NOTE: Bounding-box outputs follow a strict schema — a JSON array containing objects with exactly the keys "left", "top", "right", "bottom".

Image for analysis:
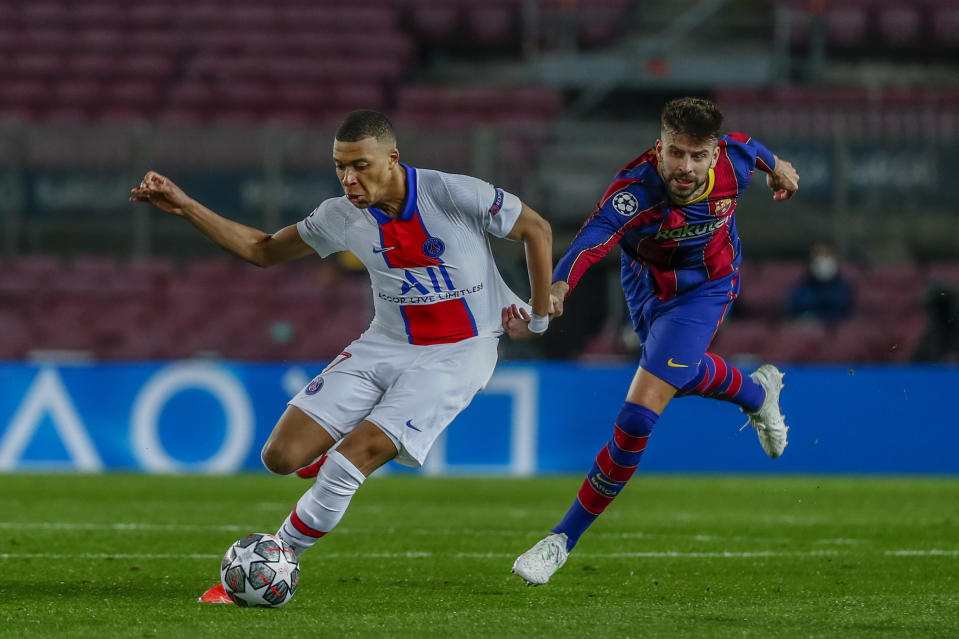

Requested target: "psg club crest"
[
  {"left": 305, "top": 376, "right": 324, "bottom": 395},
  {"left": 422, "top": 237, "right": 445, "bottom": 258},
  {"left": 611, "top": 191, "right": 639, "bottom": 216}
]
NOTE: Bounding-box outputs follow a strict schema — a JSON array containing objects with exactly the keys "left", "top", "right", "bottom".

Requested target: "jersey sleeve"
[
  {"left": 725, "top": 132, "right": 776, "bottom": 174},
  {"left": 295, "top": 199, "right": 348, "bottom": 258},
  {"left": 553, "top": 182, "right": 655, "bottom": 294},
  {"left": 440, "top": 173, "right": 523, "bottom": 238}
]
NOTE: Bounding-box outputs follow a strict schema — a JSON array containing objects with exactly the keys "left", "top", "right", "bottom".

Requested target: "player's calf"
[{"left": 276, "top": 451, "right": 366, "bottom": 556}]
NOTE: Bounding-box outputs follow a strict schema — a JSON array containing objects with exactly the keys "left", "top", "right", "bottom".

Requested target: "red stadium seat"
[
  {"left": 825, "top": 6, "right": 869, "bottom": 49},
  {"left": 467, "top": 6, "right": 516, "bottom": 44},
  {"left": 854, "top": 265, "right": 922, "bottom": 321},
  {"left": 108, "top": 82, "right": 160, "bottom": 111},
  {"left": 21, "top": 2, "right": 69, "bottom": 25},
  {"left": 72, "top": 3, "right": 129, "bottom": 27},
  {"left": 411, "top": 5, "right": 460, "bottom": 40},
  {"left": 931, "top": 6, "right": 959, "bottom": 48},
  {"left": 825, "top": 317, "right": 893, "bottom": 363},
  {"left": 712, "top": 318, "right": 775, "bottom": 358},
  {"left": 169, "top": 81, "right": 217, "bottom": 109},
  {"left": 0, "top": 313, "right": 34, "bottom": 359},
  {"left": 739, "top": 261, "right": 804, "bottom": 318},
  {"left": 875, "top": 6, "right": 921, "bottom": 49},
  {"left": 579, "top": 319, "right": 630, "bottom": 360},
  {"left": 77, "top": 28, "right": 127, "bottom": 53},
  {"left": 762, "top": 320, "right": 829, "bottom": 364},
  {"left": 13, "top": 53, "right": 61, "bottom": 79},
  {"left": 118, "top": 54, "right": 176, "bottom": 79},
  {"left": 0, "top": 81, "right": 51, "bottom": 108},
  {"left": 926, "top": 262, "right": 959, "bottom": 289},
  {"left": 68, "top": 54, "right": 119, "bottom": 79},
  {"left": 55, "top": 81, "right": 104, "bottom": 108}
]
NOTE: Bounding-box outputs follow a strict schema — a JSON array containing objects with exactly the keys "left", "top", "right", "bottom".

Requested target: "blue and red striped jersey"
[{"left": 553, "top": 133, "right": 776, "bottom": 300}]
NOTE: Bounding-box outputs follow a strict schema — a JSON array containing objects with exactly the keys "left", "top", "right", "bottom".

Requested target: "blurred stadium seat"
[
  {"left": 1, "top": 0, "right": 957, "bottom": 367},
  {"left": 875, "top": 6, "right": 921, "bottom": 49},
  {"left": 825, "top": 5, "right": 869, "bottom": 50},
  {"left": 0, "top": 256, "right": 373, "bottom": 361}
]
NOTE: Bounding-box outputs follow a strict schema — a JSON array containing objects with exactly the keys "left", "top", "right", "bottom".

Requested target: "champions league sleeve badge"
[{"left": 611, "top": 191, "right": 639, "bottom": 216}]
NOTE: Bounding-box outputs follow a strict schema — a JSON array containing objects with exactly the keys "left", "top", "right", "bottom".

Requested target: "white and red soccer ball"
[{"left": 220, "top": 533, "right": 299, "bottom": 607}]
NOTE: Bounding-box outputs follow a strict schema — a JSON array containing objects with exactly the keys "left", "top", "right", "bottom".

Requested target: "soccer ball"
[{"left": 220, "top": 533, "right": 300, "bottom": 608}]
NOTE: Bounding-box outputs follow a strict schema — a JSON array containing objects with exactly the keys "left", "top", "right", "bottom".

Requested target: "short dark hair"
[
  {"left": 335, "top": 110, "right": 396, "bottom": 144},
  {"left": 660, "top": 97, "right": 723, "bottom": 142}
]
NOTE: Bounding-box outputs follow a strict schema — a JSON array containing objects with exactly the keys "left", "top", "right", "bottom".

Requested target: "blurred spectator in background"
[
  {"left": 787, "top": 242, "right": 854, "bottom": 322},
  {"left": 912, "top": 283, "right": 959, "bottom": 363}
]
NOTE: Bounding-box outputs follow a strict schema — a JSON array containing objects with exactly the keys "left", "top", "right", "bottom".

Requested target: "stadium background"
[{"left": 1, "top": 0, "right": 957, "bottom": 474}]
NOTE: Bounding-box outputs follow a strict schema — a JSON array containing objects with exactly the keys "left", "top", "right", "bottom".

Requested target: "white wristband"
[{"left": 527, "top": 313, "right": 549, "bottom": 334}]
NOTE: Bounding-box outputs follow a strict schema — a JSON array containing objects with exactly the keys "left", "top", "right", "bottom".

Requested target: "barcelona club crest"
[
  {"left": 305, "top": 376, "right": 324, "bottom": 395},
  {"left": 714, "top": 198, "right": 734, "bottom": 217},
  {"left": 422, "top": 237, "right": 446, "bottom": 258}
]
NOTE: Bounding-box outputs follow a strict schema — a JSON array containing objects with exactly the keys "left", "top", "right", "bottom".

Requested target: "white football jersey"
[{"left": 296, "top": 165, "right": 528, "bottom": 345}]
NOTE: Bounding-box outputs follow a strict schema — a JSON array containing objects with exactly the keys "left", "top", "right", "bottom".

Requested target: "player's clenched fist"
[
  {"left": 129, "top": 171, "right": 193, "bottom": 216},
  {"left": 767, "top": 157, "right": 799, "bottom": 201}
]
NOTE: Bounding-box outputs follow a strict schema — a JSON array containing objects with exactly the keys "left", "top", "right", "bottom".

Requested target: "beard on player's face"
[
  {"left": 666, "top": 171, "right": 707, "bottom": 199},
  {"left": 657, "top": 131, "right": 716, "bottom": 202}
]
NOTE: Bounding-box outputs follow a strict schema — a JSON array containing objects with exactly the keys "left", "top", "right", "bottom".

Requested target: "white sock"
[{"left": 276, "top": 451, "right": 365, "bottom": 556}]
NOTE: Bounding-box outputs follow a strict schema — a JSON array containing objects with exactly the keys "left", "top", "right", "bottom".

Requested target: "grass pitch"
[{"left": 1, "top": 474, "right": 957, "bottom": 639}]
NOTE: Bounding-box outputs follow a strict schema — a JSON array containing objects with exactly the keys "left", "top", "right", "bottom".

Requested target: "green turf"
[{"left": 1, "top": 474, "right": 957, "bottom": 638}]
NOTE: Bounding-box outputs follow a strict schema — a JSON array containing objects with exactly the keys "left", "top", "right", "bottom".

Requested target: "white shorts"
[{"left": 288, "top": 331, "right": 499, "bottom": 467}]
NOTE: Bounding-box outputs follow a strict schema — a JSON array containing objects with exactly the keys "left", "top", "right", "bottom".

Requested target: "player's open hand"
[
  {"left": 502, "top": 304, "right": 539, "bottom": 340},
  {"left": 129, "top": 171, "right": 192, "bottom": 216},
  {"left": 767, "top": 158, "right": 799, "bottom": 201}
]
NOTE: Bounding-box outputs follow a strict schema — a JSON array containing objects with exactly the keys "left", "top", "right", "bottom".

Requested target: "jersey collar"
[
  {"left": 682, "top": 168, "right": 716, "bottom": 205},
  {"left": 368, "top": 164, "right": 417, "bottom": 225}
]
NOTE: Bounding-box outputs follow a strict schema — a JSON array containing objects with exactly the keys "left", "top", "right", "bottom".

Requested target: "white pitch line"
[
  {"left": 0, "top": 522, "right": 822, "bottom": 544},
  {"left": 1, "top": 549, "right": 956, "bottom": 561},
  {"left": 0, "top": 549, "right": 841, "bottom": 561},
  {"left": 0, "top": 522, "right": 253, "bottom": 533},
  {"left": 0, "top": 553, "right": 221, "bottom": 560}
]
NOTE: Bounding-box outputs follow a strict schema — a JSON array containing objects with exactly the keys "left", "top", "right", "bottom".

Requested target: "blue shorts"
[{"left": 622, "top": 258, "right": 740, "bottom": 388}]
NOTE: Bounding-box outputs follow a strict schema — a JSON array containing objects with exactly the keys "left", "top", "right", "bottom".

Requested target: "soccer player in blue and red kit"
[{"left": 507, "top": 97, "right": 801, "bottom": 585}]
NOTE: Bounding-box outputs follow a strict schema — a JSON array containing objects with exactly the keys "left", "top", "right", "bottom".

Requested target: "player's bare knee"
[{"left": 260, "top": 441, "right": 297, "bottom": 475}]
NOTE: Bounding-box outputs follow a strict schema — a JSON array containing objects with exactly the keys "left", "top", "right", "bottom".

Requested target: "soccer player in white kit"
[{"left": 130, "top": 110, "right": 553, "bottom": 603}]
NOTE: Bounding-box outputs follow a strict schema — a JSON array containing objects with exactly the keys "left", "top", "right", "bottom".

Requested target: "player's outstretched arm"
[
  {"left": 502, "top": 203, "right": 552, "bottom": 339},
  {"left": 766, "top": 156, "right": 800, "bottom": 201},
  {"left": 130, "top": 171, "right": 314, "bottom": 267}
]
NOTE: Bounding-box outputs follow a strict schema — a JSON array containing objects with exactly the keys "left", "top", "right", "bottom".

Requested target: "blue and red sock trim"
[
  {"left": 677, "top": 352, "right": 763, "bottom": 411},
  {"left": 553, "top": 402, "right": 657, "bottom": 551}
]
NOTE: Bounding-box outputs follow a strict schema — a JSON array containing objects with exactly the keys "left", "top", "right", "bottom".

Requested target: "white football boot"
[
  {"left": 511, "top": 532, "right": 569, "bottom": 586},
  {"left": 743, "top": 364, "right": 788, "bottom": 458}
]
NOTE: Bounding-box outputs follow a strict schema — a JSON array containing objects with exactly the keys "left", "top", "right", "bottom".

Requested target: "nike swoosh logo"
[
  {"left": 373, "top": 246, "right": 395, "bottom": 254},
  {"left": 667, "top": 358, "right": 689, "bottom": 368},
  {"left": 405, "top": 420, "right": 421, "bottom": 432}
]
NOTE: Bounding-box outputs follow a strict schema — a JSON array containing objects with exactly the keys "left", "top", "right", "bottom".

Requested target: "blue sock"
[{"left": 552, "top": 402, "right": 658, "bottom": 551}]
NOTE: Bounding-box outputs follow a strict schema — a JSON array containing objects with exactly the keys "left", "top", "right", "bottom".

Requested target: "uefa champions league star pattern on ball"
[{"left": 220, "top": 533, "right": 300, "bottom": 607}]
